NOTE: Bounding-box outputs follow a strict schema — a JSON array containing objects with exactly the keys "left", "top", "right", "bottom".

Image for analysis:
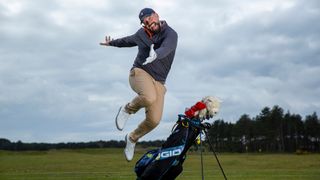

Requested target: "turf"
[{"left": 0, "top": 148, "right": 319, "bottom": 180}]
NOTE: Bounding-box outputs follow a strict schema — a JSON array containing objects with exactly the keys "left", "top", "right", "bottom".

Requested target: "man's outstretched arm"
[
  {"left": 100, "top": 34, "right": 137, "bottom": 47},
  {"left": 99, "top": 36, "right": 113, "bottom": 46}
]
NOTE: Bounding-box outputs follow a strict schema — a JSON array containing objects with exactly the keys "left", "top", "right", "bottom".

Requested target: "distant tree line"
[
  {"left": 1, "top": 105, "right": 319, "bottom": 153},
  {"left": 0, "top": 138, "right": 166, "bottom": 151},
  {"left": 206, "top": 106, "right": 320, "bottom": 153}
]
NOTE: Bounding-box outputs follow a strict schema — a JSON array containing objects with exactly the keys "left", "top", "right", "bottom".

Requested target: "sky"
[{"left": 1, "top": 0, "right": 319, "bottom": 143}]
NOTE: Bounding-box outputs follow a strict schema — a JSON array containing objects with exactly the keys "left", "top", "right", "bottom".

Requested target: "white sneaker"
[
  {"left": 124, "top": 134, "right": 136, "bottom": 162},
  {"left": 115, "top": 105, "right": 130, "bottom": 131}
]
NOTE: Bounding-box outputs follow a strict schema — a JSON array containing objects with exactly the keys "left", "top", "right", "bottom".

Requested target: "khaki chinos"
[{"left": 125, "top": 68, "right": 166, "bottom": 142}]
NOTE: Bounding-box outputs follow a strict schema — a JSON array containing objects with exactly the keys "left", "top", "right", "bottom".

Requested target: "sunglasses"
[{"left": 141, "top": 14, "right": 157, "bottom": 28}]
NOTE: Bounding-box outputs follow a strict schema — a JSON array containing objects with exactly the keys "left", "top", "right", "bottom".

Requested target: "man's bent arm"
[{"left": 154, "top": 31, "right": 178, "bottom": 59}]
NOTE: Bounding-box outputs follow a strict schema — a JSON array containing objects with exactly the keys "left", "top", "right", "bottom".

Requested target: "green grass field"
[{"left": 1, "top": 148, "right": 320, "bottom": 180}]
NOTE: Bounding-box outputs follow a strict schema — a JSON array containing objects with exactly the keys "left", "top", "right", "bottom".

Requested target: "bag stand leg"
[
  {"left": 203, "top": 129, "right": 228, "bottom": 180},
  {"left": 200, "top": 132, "right": 205, "bottom": 180}
]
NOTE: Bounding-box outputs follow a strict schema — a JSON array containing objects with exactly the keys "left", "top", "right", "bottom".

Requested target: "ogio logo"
[
  {"left": 157, "top": 145, "right": 184, "bottom": 160},
  {"left": 160, "top": 149, "right": 181, "bottom": 158}
]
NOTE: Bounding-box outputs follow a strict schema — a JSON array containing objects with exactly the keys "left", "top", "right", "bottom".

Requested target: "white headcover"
[{"left": 198, "top": 96, "right": 221, "bottom": 120}]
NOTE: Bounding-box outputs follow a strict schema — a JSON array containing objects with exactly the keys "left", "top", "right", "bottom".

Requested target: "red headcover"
[{"left": 184, "top": 101, "right": 207, "bottom": 118}]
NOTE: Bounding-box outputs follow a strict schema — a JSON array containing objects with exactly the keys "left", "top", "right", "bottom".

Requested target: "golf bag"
[{"left": 135, "top": 115, "right": 204, "bottom": 180}]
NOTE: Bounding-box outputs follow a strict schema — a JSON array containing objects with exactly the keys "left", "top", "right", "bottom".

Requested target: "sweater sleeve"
[
  {"left": 154, "top": 30, "right": 178, "bottom": 59},
  {"left": 109, "top": 33, "right": 137, "bottom": 47}
]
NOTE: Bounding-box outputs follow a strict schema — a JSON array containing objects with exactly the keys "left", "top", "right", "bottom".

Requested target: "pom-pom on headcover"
[{"left": 198, "top": 96, "right": 221, "bottom": 120}]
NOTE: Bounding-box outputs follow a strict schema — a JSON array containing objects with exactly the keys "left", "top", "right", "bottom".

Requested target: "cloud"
[{"left": 0, "top": 0, "right": 319, "bottom": 142}]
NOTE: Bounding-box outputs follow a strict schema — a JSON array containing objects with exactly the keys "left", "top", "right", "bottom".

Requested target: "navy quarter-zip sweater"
[{"left": 109, "top": 21, "right": 178, "bottom": 84}]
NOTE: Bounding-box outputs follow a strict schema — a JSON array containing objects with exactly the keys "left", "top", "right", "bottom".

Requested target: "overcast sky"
[{"left": 1, "top": 0, "right": 319, "bottom": 143}]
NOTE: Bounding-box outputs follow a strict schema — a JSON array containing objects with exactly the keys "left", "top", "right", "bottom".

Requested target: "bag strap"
[{"left": 177, "top": 114, "right": 202, "bottom": 129}]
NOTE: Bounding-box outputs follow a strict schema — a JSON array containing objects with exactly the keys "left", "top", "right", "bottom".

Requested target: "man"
[{"left": 100, "top": 8, "right": 178, "bottom": 161}]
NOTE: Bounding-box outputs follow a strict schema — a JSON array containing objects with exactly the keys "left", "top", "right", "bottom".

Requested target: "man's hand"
[
  {"left": 99, "top": 36, "right": 113, "bottom": 46},
  {"left": 143, "top": 44, "right": 157, "bottom": 65}
]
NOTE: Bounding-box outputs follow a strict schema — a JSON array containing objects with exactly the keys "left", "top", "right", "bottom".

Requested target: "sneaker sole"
[
  {"left": 124, "top": 134, "right": 132, "bottom": 162},
  {"left": 115, "top": 106, "right": 123, "bottom": 131}
]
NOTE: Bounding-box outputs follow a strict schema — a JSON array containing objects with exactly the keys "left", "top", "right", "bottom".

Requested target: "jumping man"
[{"left": 100, "top": 8, "right": 178, "bottom": 161}]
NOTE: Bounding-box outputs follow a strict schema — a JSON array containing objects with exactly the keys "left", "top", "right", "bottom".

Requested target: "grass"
[{"left": 0, "top": 148, "right": 320, "bottom": 180}]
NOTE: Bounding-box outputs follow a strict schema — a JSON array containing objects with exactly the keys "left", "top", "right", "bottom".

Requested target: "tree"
[
  {"left": 0, "top": 138, "right": 12, "bottom": 150},
  {"left": 304, "top": 112, "right": 319, "bottom": 151},
  {"left": 270, "top": 105, "right": 284, "bottom": 152},
  {"left": 234, "top": 114, "right": 253, "bottom": 152},
  {"left": 208, "top": 120, "right": 228, "bottom": 152}
]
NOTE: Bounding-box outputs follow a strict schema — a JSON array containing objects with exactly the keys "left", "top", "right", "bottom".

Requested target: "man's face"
[{"left": 142, "top": 13, "right": 160, "bottom": 33}]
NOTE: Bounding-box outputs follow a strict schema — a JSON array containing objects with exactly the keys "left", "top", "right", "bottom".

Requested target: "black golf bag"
[{"left": 135, "top": 115, "right": 205, "bottom": 180}]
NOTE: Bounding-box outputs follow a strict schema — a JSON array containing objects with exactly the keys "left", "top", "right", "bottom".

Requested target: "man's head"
[{"left": 139, "top": 8, "right": 160, "bottom": 33}]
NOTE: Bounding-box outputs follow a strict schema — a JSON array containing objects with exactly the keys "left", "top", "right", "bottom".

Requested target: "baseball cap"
[{"left": 139, "top": 8, "right": 155, "bottom": 23}]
